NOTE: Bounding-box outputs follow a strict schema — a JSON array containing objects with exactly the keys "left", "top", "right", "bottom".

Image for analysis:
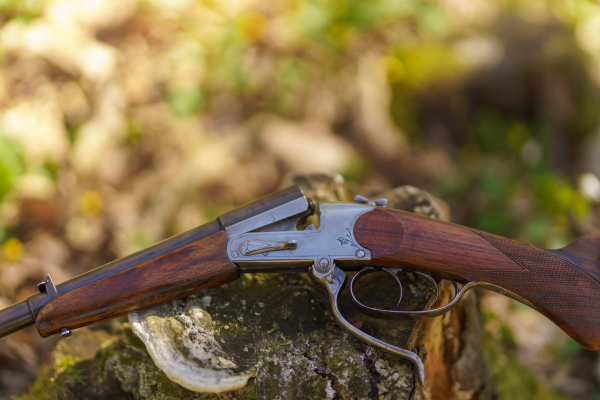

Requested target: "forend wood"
[
  {"left": 353, "top": 208, "right": 600, "bottom": 351},
  {"left": 34, "top": 230, "right": 238, "bottom": 337}
]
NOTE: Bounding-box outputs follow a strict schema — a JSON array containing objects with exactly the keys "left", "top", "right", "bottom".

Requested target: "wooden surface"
[
  {"left": 35, "top": 230, "right": 239, "bottom": 337},
  {"left": 354, "top": 208, "right": 600, "bottom": 351}
]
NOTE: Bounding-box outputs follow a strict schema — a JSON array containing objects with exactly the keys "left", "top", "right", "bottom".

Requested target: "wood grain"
[
  {"left": 354, "top": 208, "right": 600, "bottom": 351},
  {"left": 35, "top": 230, "right": 238, "bottom": 337}
]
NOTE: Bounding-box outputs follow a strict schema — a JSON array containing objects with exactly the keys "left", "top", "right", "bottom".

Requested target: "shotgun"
[{"left": 1, "top": 185, "right": 599, "bottom": 383}]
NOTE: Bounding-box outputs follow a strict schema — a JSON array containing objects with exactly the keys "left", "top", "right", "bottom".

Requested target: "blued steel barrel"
[{"left": 0, "top": 300, "right": 33, "bottom": 338}]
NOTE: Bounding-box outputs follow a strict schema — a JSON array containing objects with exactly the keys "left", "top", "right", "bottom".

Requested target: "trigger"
[{"left": 350, "top": 267, "right": 404, "bottom": 311}]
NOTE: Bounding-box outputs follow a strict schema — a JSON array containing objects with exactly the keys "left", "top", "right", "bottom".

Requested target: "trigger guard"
[
  {"left": 352, "top": 268, "right": 480, "bottom": 320},
  {"left": 351, "top": 267, "right": 446, "bottom": 319},
  {"left": 309, "top": 265, "right": 426, "bottom": 384}
]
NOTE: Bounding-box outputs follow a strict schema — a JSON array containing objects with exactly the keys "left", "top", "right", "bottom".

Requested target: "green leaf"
[
  {"left": 166, "top": 88, "right": 207, "bottom": 117},
  {"left": 0, "top": 135, "right": 24, "bottom": 202}
]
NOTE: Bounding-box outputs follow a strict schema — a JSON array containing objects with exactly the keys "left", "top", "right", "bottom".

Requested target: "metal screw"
[
  {"left": 60, "top": 328, "right": 72, "bottom": 337},
  {"left": 232, "top": 251, "right": 239, "bottom": 258},
  {"left": 356, "top": 250, "right": 365, "bottom": 258},
  {"left": 316, "top": 258, "right": 330, "bottom": 271}
]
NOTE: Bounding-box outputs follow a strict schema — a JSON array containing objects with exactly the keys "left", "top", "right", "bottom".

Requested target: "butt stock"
[{"left": 353, "top": 208, "right": 600, "bottom": 351}]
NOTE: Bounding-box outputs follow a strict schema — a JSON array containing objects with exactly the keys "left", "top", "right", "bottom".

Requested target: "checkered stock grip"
[
  {"left": 475, "top": 231, "right": 600, "bottom": 349},
  {"left": 353, "top": 208, "right": 600, "bottom": 350}
]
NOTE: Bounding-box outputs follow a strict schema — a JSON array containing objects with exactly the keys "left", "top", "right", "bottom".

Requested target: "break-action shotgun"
[{"left": 1, "top": 185, "right": 599, "bottom": 383}]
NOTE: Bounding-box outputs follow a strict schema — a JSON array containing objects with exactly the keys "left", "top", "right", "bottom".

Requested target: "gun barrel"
[{"left": 0, "top": 300, "right": 33, "bottom": 338}]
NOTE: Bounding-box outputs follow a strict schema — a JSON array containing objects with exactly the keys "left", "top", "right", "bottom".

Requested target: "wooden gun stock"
[
  {"left": 32, "top": 222, "right": 238, "bottom": 337},
  {"left": 353, "top": 208, "right": 600, "bottom": 351}
]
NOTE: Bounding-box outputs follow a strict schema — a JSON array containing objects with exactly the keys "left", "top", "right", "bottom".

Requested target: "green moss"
[
  {"left": 16, "top": 329, "right": 128, "bottom": 400},
  {"left": 16, "top": 363, "right": 61, "bottom": 400},
  {"left": 54, "top": 353, "right": 81, "bottom": 375}
]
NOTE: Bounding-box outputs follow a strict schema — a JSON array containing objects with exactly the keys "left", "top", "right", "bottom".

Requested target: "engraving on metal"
[
  {"left": 337, "top": 229, "right": 359, "bottom": 249},
  {"left": 227, "top": 203, "right": 373, "bottom": 270}
]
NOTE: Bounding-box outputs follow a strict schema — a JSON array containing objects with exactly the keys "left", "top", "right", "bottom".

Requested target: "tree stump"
[{"left": 16, "top": 173, "right": 494, "bottom": 400}]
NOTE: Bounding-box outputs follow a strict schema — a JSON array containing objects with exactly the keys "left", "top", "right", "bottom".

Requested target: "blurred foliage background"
[{"left": 0, "top": 0, "right": 600, "bottom": 398}]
